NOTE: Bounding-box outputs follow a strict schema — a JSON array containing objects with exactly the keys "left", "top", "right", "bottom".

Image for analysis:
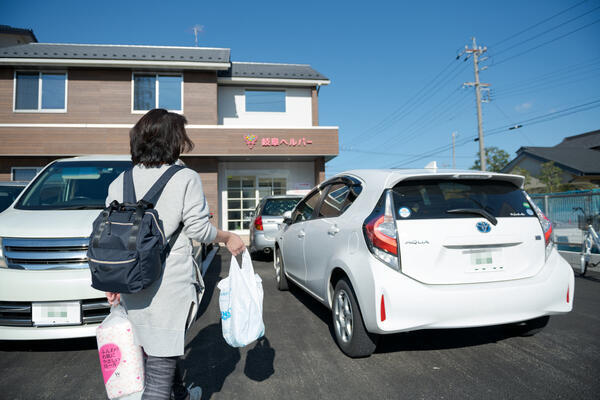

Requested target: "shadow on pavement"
[
  {"left": 244, "top": 336, "right": 275, "bottom": 382},
  {"left": 183, "top": 323, "right": 240, "bottom": 400},
  {"left": 0, "top": 336, "right": 97, "bottom": 352}
]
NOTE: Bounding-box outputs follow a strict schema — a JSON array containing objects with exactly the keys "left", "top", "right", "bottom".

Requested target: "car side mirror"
[{"left": 282, "top": 210, "right": 292, "bottom": 225}]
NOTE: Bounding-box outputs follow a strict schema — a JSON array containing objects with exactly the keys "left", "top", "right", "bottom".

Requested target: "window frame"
[
  {"left": 131, "top": 72, "right": 184, "bottom": 114},
  {"left": 244, "top": 88, "right": 286, "bottom": 113},
  {"left": 13, "top": 70, "right": 68, "bottom": 113},
  {"left": 11, "top": 166, "right": 43, "bottom": 182}
]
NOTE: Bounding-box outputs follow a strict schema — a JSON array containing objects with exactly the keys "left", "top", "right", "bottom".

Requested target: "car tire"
[
  {"left": 274, "top": 247, "right": 289, "bottom": 291},
  {"left": 332, "top": 278, "right": 378, "bottom": 358},
  {"left": 512, "top": 315, "right": 550, "bottom": 337}
]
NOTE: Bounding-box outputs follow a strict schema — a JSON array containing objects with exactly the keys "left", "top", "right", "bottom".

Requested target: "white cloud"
[{"left": 515, "top": 102, "right": 533, "bottom": 112}]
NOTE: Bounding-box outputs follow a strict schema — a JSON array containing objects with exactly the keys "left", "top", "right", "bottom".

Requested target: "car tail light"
[
  {"left": 254, "top": 216, "right": 263, "bottom": 231},
  {"left": 524, "top": 192, "right": 554, "bottom": 261},
  {"left": 363, "top": 190, "right": 400, "bottom": 271}
]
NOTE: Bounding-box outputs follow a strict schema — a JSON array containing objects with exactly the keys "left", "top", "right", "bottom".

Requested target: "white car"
[
  {"left": 274, "top": 169, "right": 574, "bottom": 357},
  {"left": 0, "top": 155, "right": 132, "bottom": 340}
]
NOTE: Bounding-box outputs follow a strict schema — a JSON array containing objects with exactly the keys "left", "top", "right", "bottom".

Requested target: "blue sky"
[{"left": 3, "top": 0, "right": 599, "bottom": 174}]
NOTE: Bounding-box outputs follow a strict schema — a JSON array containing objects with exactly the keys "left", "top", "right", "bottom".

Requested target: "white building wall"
[
  {"left": 217, "top": 161, "right": 315, "bottom": 231},
  {"left": 218, "top": 86, "right": 312, "bottom": 126}
]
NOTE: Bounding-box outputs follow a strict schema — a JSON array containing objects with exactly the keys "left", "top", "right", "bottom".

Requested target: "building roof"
[
  {"left": 0, "top": 25, "right": 37, "bottom": 43},
  {"left": 0, "top": 42, "right": 229, "bottom": 62},
  {"left": 218, "top": 62, "right": 328, "bottom": 81},
  {"left": 555, "top": 129, "right": 600, "bottom": 149},
  {"left": 508, "top": 146, "right": 600, "bottom": 175}
]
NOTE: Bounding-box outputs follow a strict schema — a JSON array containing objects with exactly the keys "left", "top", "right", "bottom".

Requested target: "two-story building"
[{"left": 0, "top": 26, "right": 339, "bottom": 234}]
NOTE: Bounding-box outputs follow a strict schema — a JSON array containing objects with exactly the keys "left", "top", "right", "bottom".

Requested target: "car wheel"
[
  {"left": 332, "top": 278, "right": 378, "bottom": 358},
  {"left": 512, "top": 315, "right": 550, "bottom": 337},
  {"left": 274, "top": 247, "right": 289, "bottom": 291}
]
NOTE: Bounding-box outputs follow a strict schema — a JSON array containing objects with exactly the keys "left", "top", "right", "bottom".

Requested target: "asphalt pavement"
[{"left": 1, "top": 250, "right": 599, "bottom": 399}]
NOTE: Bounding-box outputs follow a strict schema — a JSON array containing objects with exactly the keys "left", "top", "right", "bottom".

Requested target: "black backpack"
[{"left": 87, "top": 165, "right": 184, "bottom": 294}]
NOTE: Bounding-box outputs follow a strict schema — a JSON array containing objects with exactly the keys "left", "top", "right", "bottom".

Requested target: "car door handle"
[
  {"left": 328, "top": 226, "right": 340, "bottom": 236},
  {"left": 298, "top": 230, "right": 305, "bottom": 238}
]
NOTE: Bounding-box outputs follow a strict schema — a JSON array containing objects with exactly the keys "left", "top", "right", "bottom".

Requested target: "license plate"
[
  {"left": 466, "top": 250, "right": 505, "bottom": 273},
  {"left": 32, "top": 301, "right": 81, "bottom": 326}
]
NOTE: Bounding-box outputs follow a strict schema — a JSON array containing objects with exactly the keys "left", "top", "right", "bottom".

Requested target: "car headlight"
[{"left": 0, "top": 238, "right": 7, "bottom": 268}]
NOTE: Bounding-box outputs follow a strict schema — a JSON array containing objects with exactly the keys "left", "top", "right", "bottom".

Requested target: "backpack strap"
[
  {"left": 141, "top": 165, "right": 185, "bottom": 207},
  {"left": 123, "top": 169, "right": 137, "bottom": 204}
]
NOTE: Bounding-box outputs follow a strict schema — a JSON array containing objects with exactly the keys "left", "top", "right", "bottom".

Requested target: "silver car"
[
  {"left": 249, "top": 195, "right": 302, "bottom": 258},
  {"left": 275, "top": 170, "right": 573, "bottom": 357}
]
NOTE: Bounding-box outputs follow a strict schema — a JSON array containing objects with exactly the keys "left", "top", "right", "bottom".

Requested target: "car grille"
[
  {"left": 0, "top": 299, "right": 110, "bottom": 327},
  {"left": 2, "top": 238, "right": 89, "bottom": 270}
]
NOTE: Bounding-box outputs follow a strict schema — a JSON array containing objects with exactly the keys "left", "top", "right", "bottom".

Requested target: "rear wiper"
[
  {"left": 54, "top": 205, "right": 103, "bottom": 210},
  {"left": 446, "top": 208, "right": 498, "bottom": 225}
]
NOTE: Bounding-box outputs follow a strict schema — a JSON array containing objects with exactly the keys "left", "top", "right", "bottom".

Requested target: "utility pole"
[
  {"left": 451, "top": 131, "right": 457, "bottom": 169},
  {"left": 464, "top": 37, "right": 490, "bottom": 171}
]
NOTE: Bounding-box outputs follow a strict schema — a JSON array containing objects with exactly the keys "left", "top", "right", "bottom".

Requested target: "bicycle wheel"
[{"left": 580, "top": 232, "right": 592, "bottom": 276}]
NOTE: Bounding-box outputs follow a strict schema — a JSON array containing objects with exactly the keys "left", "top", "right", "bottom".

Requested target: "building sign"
[{"left": 244, "top": 134, "right": 313, "bottom": 149}]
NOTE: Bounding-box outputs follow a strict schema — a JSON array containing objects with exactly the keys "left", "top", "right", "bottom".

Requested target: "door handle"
[
  {"left": 328, "top": 226, "right": 340, "bottom": 236},
  {"left": 298, "top": 230, "right": 305, "bottom": 238}
]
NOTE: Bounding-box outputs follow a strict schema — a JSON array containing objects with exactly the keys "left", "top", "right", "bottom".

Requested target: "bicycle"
[{"left": 573, "top": 207, "right": 600, "bottom": 276}]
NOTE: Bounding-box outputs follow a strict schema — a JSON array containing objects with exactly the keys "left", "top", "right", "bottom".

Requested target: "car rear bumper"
[
  {"left": 250, "top": 232, "right": 275, "bottom": 252},
  {"left": 0, "top": 268, "right": 108, "bottom": 340},
  {"left": 367, "top": 247, "right": 574, "bottom": 334}
]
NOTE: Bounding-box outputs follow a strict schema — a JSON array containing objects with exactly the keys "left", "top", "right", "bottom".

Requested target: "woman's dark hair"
[{"left": 130, "top": 109, "right": 194, "bottom": 167}]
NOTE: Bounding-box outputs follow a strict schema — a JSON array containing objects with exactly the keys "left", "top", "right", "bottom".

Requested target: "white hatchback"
[{"left": 274, "top": 169, "right": 574, "bottom": 357}]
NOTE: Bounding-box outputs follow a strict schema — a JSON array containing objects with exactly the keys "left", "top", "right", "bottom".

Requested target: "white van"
[{"left": 0, "top": 155, "right": 133, "bottom": 340}]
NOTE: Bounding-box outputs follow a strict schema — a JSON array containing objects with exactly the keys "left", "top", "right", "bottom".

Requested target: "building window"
[
  {"left": 245, "top": 90, "right": 286, "bottom": 112},
  {"left": 226, "top": 176, "right": 287, "bottom": 231},
  {"left": 12, "top": 167, "right": 42, "bottom": 182},
  {"left": 133, "top": 73, "right": 182, "bottom": 112},
  {"left": 14, "top": 72, "right": 67, "bottom": 111}
]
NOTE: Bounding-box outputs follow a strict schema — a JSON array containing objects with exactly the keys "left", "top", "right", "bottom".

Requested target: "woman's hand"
[
  {"left": 225, "top": 232, "right": 245, "bottom": 256},
  {"left": 106, "top": 292, "right": 120, "bottom": 306}
]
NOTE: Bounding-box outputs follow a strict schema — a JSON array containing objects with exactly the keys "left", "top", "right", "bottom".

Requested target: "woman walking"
[{"left": 105, "top": 108, "right": 245, "bottom": 400}]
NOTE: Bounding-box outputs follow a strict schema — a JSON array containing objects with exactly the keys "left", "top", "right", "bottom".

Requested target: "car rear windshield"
[
  {"left": 391, "top": 179, "right": 535, "bottom": 220},
  {"left": 262, "top": 198, "right": 301, "bottom": 216},
  {"left": 15, "top": 161, "right": 132, "bottom": 210}
]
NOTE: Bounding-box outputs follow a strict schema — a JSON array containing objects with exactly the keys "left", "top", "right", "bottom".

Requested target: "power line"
[
  {"left": 490, "top": 0, "right": 590, "bottom": 48},
  {"left": 493, "top": 17, "right": 600, "bottom": 66},
  {"left": 387, "top": 98, "right": 600, "bottom": 168},
  {"left": 492, "top": 3, "right": 600, "bottom": 57}
]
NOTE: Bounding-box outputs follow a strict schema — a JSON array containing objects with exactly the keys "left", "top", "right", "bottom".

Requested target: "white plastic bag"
[
  {"left": 96, "top": 304, "right": 144, "bottom": 399},
  {"left": 217, "top": 250, "right": 265, "bottom": 347}
]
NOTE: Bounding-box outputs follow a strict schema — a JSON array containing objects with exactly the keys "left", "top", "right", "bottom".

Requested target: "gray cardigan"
[{"left": 106, "top": 164, "right": 217, "bottom": 357}]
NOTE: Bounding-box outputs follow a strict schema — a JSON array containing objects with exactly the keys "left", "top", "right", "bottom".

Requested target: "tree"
[
  {"left": 470, "top": 146, "right": 510, "bottom": 172},
  {"left": 538, "top": 161, "right": 562, "bottom": 193},
  {"left": 513, "top": 167, "right": 533, "bottom": 189}
]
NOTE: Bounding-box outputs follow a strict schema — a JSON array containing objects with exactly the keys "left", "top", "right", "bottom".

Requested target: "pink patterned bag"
[{"left": 96, "top": 305, "right": 144, "bottom": 399}]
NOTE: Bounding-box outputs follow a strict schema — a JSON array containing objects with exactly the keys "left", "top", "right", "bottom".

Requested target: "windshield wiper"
[
  {"left": 446, "top": 208, "right": 498, "bottom": 225},
  {"left": 54, "top": 205, "right": 104, "bottom": 210}
]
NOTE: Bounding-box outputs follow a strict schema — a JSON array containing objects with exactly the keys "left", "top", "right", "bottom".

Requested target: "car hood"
[{"left": 0, "top": 208, "right": 100, "bottom": 238}]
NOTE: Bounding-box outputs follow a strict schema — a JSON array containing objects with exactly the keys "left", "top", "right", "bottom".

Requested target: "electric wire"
[{"left": 489, "top": 0, "right": 590, "bottom": 48}]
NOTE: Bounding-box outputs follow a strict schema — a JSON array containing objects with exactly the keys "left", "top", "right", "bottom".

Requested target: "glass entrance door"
[{"left": 226, "top": 176, "right": 287, "bottom": 232}]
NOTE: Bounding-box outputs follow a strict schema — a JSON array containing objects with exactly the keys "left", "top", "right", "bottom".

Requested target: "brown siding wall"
[
  {"left": 314, "top": 157, "right": 325, "bottom": 184},
  {"left": 0, "top": 156, "right": 59, "bottom": 181},
  {"left": 0, "top": 67, "right": 217, "bottom": 125},
  {"left": 0, "top": 127, "right": 339, "bottom": 157},
  {"left": 183, "top": 157, "right": 219, "bottom": 228}
]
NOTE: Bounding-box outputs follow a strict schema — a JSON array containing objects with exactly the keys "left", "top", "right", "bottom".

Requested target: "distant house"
[{"left": 501, "top": 130, "right": 600, "bottom": 186}]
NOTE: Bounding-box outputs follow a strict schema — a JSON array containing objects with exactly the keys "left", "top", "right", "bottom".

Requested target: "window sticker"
[
  {"left": 526, "top": 209, "right": 534, "bottom": 216},
  {"left": 523, "top": 202, "right": 531, "bottom": 208},
  {"left": 398, "top": 207, "right": 411, "bottom": 218}
]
